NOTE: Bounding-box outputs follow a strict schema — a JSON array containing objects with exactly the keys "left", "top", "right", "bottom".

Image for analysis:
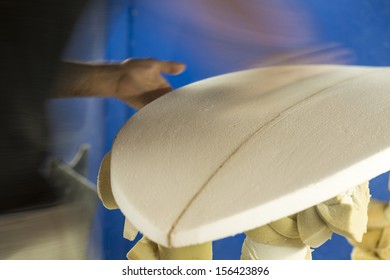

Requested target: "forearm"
[{"left": 52, "top": 61, "right": 120, "bottom": 98}]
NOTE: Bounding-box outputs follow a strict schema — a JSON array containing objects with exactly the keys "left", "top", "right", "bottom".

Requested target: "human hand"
[
  {"left": 53, "top": 58, "right": 185, "bottom": 107},
  {"left": 115, "top": 58, "right": 186, "bottom": 109}
]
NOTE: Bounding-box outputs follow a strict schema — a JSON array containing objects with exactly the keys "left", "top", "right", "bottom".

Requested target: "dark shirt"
[{"left": 0, "top": 0, "right": 88, "bottom": 209}]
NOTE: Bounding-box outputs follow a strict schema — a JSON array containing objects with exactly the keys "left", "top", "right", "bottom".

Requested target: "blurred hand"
[
  {"left": 256, "top": 44, "right": 354, "bottom": 67},
  {"left": 115, "top": 58, "right": 186, "bottom": 109}
]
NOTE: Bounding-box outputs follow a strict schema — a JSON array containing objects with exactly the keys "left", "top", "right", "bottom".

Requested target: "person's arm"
[{"left": 52, "top": 58, "right": 186, "bottom": 109}]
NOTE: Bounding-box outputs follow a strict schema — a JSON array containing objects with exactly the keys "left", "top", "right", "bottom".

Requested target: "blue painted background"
[{"left": 50, "top": 0, "right": 390, "bottom": 260}]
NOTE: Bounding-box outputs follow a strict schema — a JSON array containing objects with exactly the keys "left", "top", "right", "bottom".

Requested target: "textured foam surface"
[{"left": 110, "top": 65, "right": 390, "bottom": 247}]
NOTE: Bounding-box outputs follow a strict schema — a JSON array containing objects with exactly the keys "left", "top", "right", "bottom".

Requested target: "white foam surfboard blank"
[{"left": 110, "top": 65, "right": 390, "bottom": 248}]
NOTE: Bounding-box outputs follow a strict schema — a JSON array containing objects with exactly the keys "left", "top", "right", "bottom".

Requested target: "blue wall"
[{"left": 76, "top": 0, "right": 390, "bottom": 259}]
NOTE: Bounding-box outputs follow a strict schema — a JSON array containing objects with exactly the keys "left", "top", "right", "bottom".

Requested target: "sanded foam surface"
[{"left": 111, "top": 65, "right": 390, "bottom": 247}]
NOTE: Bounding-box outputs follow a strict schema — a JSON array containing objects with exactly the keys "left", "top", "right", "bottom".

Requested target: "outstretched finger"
[{"left": 158, "top": 61, "right": 186, "bottom": 75}]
